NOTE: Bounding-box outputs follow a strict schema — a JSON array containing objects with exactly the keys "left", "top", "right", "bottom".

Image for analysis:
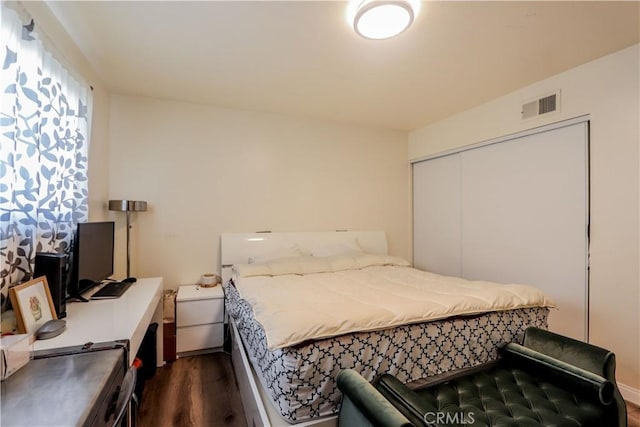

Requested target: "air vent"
[
  {"left": 539, "top": 94, "right": 556, "bottom": 114},
  {"left": 522, "top": 90, "right": 560, "bottom": 120}
]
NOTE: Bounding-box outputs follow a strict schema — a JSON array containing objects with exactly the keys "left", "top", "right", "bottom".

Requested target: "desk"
[{"left": 33, "top": 277, "right": 164, "bottom": 366}]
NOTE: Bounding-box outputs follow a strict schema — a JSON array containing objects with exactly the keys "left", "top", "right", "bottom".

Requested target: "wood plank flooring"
[
  {"left": 138, "top": 353, "right": 640, "bottom": 427},
  {"left": 138, "top": 353, "right": 246, "bottom": 427},
  {"left": 630, "top": 403, "right": 640, "bottom": 427}
]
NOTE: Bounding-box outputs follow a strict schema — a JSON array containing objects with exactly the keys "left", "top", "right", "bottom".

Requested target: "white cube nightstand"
[{"left": 176, "top": 284, "right": 224, "bottom": 356}]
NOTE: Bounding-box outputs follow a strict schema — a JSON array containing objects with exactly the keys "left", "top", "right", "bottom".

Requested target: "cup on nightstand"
[{"left": 199, "top": 273, "right": 220, "bottom": 287}]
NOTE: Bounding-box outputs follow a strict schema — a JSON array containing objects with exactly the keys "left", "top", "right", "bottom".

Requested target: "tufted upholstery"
[
  {"left": 408, "top": 365, "right": 609, "bottom": 426},
  {"left": 337, "top": 327, "right": 626, "bottom": 427}
]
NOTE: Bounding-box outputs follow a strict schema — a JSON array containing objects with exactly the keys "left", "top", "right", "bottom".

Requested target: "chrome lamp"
[{"left": 108, "top": 200, "right": 147, "bottom": 277}]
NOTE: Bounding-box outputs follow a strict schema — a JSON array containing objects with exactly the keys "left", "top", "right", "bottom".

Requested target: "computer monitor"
[{"left": 70, "top": 221, "right": 115, "bottom": 297}]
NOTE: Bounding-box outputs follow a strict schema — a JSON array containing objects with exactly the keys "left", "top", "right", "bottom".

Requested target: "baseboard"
[
  {"left": 619, "top": 382, "right": 640, "bottom": 406},
  {"left": 176, "top": 347, "right": 222, "bottom": 358}
]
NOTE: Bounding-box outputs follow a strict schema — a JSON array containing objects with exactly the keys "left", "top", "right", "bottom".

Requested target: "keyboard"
[{"left": 91, "top": 281, "right": 133, "bottom": 300}]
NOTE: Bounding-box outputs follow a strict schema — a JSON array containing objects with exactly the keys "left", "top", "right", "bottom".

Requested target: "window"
[{"left": 0, "top": 3, "right": 92, "bottom": 309}]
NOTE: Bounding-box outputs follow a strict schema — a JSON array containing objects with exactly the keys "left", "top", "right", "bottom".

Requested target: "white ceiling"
[{"left": 46, "top": 1, "right": 639, "bottom": 131}]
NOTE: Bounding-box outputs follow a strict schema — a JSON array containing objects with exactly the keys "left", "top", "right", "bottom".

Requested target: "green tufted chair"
[{"left": 337, "top": 327, "right": 627, "bottom": 427}]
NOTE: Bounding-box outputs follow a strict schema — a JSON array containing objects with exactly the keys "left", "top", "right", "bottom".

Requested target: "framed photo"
[{"left": 9, "top": 276, "right": 57, "bottom": 335}]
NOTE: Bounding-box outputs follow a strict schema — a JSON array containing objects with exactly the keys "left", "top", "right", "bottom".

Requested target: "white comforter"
[{"left": 233, "top": 254, "right": 555, "bottom": 350}]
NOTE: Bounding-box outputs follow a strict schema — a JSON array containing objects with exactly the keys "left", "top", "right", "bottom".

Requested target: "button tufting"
[{"left": 409, "top": 364, "right": 609, "bottom": 426}]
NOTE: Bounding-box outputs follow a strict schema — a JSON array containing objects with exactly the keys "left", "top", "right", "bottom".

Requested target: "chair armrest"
[
  {"left": 501, "top": 342, "right": 613, "bottom": 405},
  {"left": 336, "top": 369, "right": 415, "bottom": 427},
  {"left": 375, "top": 374, "right": 442, "bottom": 426},
  {"left": 522, "top": 327, "right": 627, "bottom": 426},
  {"left": 523, "top": 327, "right": 614, "bottom": 378}
]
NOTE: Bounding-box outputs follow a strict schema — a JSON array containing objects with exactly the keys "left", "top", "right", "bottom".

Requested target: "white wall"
[
  {"left": 109, "top": 95, "right": 410, "bottom": 288},
  {"left": 409, "top": 45, "right": 640, "bottom": 391}
]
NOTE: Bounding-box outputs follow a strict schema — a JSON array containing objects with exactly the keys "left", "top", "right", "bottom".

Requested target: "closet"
[{"left": 412, "top": 118, "right": 589, "bottom": 341}]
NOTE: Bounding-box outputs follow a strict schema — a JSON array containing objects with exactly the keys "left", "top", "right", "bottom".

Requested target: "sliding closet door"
[
  {"left": 412, "top": 119, "right": 589, "bottom": 341},
  {"left": 461, "top": 122, "right": 588, "bottom": 340},
  {"left": 413, "top": 154, "right": 461, "bottom": 276}
]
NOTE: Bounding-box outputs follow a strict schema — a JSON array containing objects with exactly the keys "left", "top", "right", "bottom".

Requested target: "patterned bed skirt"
[{"left": 225, "top": 282, "right": 549, "bottom": 424}]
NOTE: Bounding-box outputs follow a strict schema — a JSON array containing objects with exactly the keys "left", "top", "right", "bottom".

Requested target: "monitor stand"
[
  {"left": 68, "top": 279, "right": 97, "bottom": 303},
  {"left": 67, "top": 293, "right": 89, "bottom": 303}
]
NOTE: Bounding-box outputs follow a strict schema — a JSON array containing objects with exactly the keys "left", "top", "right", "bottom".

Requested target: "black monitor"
[{"left": 70, "top": 221, "right": 115, "bottom": 297}]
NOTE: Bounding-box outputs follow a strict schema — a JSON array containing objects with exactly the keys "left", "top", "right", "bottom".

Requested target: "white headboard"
[{"left": 220, "top": 230, "right": 387, "bottom": 283}]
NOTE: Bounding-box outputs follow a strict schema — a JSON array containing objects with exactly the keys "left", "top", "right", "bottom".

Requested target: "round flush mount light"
[{"left": 353, "top": 0, "right": 415, "bottom": 40}]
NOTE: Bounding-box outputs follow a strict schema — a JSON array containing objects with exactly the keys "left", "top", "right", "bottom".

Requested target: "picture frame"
[{"left": 9, "top": 276, "right": 57, "bottom": 335}]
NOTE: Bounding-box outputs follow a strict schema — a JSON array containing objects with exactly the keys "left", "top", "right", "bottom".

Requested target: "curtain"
[{"left": 0, "top": 3, "right": 92, "bottom": 310}]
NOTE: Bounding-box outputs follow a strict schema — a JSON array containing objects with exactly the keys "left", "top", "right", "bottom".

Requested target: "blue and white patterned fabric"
[
  {"left": 225, "top": 281, "right": 549, "bottom": 423},
  {"left": 0, "top": 3, "right": 92, "bottom": 309}
]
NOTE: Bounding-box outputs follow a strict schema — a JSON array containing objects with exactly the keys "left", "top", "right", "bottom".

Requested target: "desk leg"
[{"left": 152, "top": 296, "right": 164, "bottom": 367}]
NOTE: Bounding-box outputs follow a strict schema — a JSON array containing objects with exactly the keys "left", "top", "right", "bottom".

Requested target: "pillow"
[
  {"left": 268, "top": 256, "right": 331, "bottom": 276},
  {"left": 309, "top": 239, "right": 362, "bottom": 257},
  {"left": 234, "top": 256, "right": 327, "bottom": 278},
  {"left": 233, "top": 253, "right": 410, "bottom": 278},
  {"left": 248, "top": 245, "right": 303, "bottom": 264},
  {"left": 347, "top": 253, "right": 410, "bottom": 269}
]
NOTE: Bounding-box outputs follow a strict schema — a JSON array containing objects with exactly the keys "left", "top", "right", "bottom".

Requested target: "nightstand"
[{"left": 176, "top": 284, "right": 224, "bottom": 356}]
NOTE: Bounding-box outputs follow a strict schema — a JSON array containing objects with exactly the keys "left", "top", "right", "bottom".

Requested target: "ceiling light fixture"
[{"left": 353, "top": 0, "right": 415, "bottom": 40}]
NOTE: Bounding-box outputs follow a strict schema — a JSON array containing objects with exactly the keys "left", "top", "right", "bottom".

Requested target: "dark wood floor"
[
  {"left": 138, "top": 353, "right": 247, "bottom": 427},
  {"left": 138, "top": 353, "right": 640, "bottom": 427},
  {"left": 630, "top": 403, "right": 640, "bottom": 427}
]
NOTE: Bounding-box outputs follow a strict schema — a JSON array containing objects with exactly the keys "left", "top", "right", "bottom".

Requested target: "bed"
[{"left": 221, "top": 231, "right": 553, "bottom": 427}]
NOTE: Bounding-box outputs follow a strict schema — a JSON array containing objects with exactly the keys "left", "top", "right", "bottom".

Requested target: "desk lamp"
[{"left": 108, "top": 200, "right": 147, "bottom": 278}]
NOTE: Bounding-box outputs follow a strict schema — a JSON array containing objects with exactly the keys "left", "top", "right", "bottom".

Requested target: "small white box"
[{"left": 1, "top": 334, "right": 30, "bottom": 380}]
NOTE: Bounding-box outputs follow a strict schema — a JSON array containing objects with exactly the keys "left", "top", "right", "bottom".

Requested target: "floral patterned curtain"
[{"left": 0, "top": 4, "right": 92, "bottom": 310}]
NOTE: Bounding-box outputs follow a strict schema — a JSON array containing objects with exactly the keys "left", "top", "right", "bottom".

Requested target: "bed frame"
[{"left": 220, "top": 231, "right": 388, "bottom": 427}]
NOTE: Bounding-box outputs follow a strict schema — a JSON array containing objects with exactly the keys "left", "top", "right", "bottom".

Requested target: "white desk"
[{"left": 33, "top": 277, "right": 164, "bottom": 366}]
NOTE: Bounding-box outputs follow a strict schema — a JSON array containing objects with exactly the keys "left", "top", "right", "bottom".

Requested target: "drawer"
[
  {"left": 176, "top": 298, "right": 224, "bottom": 327},
  {"left": 92, "top": 350, "right": 127, "bottom": 427},
  {"left": 177, "top": 323, "right": 223, "bottom": 353}
]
